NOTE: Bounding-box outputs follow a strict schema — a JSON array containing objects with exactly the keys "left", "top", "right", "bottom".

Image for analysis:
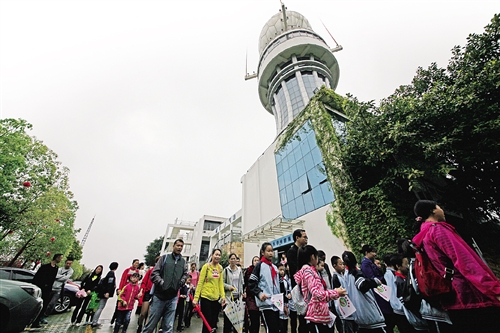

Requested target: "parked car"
[
  {"left": 0, "top": 279, "right": 43, "bottom": 332},
  {"left": 0, "top": 267, "right": 80, "bottom": 313}
]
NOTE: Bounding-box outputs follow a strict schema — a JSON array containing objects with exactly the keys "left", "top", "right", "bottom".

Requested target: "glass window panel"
[
  {"left": 276, "top": 161, "right": 283, "bottom": 176},
  {"left": 275, "top": 151, "right": 283, "bottom": 163},
  {"left": 307, "top": 167, "right": 322, "bottom": 188},
  {"left": 304, "top": 153, "right": 315, "bottom": 171},
  {"left": 307, "top": 133, "right": 317, "bottom": 149},
  {"left": 295, "top": 197, "right": 306, "bottom": 217},
  {"left": 287, "top": 76, "right": 305, "bottom": 118},
  {"left": 278, "top": 174, "right": 285, "bottom": 190},
  {"left": 298, "top": 174, "right": 310, "bottom": 194},
  {"left": 293, "top": 148, "right": 302, "bottom": 165},
  {"left": 298, "top": 127, "right": 308, "bottom": 141},
  {"left": 287, "top": 150, "right": 296, "bottom": 166},
  {"left": 282, "top": 203, "right": 290, "bottom": 219},
  {"left": 280, "top": 189, "right": 287, "bottom": 204},
  {"left": 300, "top": 140, "right": 310, "bottom": 156},
  {"left": 320, "top": 182, "right": 334, "bottom": 204},
  {"left": 288, "top": 201, "right": 298, "bottom": 219},
  {"left": 283, "top": 171, "right": 292, "bottom": 188},
  {"left": 296, "top": 158, "right": 306, "bottom": 176},
  {"left": 317, "top": 163, "right": 327, "bottom": 182},
  {"left": 286, "top": 185, "right": 294, "bottom": 204},
  {"left": 289, "top": 163, "right": 299, "bottom": 182},
  {"left": 311, "top": 185, "right": 326, "bottom": 208},
  {"left": 311, "top": 147, "right": 323, "bottom": 165},
  {"left": 282, "top": 156, "right": 289, "bottom": 171},
  {"left": 303, "top": 192, "right": 315, "bottom": 212},
  {"left": 277, "top": 86, "right": 288, "bottom": 127},
  {"left": 292, "top": 181, "right": 302, "bottom": 200}
]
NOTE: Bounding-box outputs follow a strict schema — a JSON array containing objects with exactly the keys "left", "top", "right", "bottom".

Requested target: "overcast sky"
[{"left": 1, "top": 0, "right": 498, "bottom": 276}]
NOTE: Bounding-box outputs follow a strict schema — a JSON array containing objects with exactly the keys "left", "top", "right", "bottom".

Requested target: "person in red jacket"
[
  {"left": 413, "top": 200, "right": 500, "bottom": 332},
  {"left": 111, "top": 259, "right": 140, "bottom": 325},
  {"left": 137, "top": 258, "right": 158, "bottom": 333},
  {"left": 114, "top": 272, "right": 142, "bottom": 333}
]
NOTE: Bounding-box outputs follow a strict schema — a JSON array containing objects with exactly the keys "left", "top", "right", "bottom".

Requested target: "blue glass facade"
[
  {"left": 286, "top": 76, "right": 305, "bottom": 119},
  {"left": 275, "top": 121, "right": 335, "bottom": 219}
]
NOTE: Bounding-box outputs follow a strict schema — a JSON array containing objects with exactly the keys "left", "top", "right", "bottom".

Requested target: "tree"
[
  {"left": 0, "top": 119, "right": 80, "bottom": 266},
  {"left": 144, "top": 236, "right": 164, "bottom": 266},
  {"left": 332, "top": 14, "right": 500, "bottom": 256}
]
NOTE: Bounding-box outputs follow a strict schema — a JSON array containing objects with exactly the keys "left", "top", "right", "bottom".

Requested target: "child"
[
  {"left": 183, "top": 275, "right": 195, "bottom": 328},
  {"left": 248, "top": 242, "right": 280, "bottom": 333},
  {"left": 278, "top": 263, "right": 291, "bottom": 333},
  {"left": 342, "top": 251, "right": 385, "bottom": 332},
  {"left": 384, "top": 254, "right": 415, "bottom": 333},
  {"left": 114, "top": 272, "right": 142, "bottom": 333},
  {"left": 294, "top": 245, "right": 346, "bottom": 333},
  {"left": 176, "top": 275, "right": 192, "bottom": 332},
  {"left": 316, "top": 259, "right": 328, "bottom": 290},
  {"left": 286, "top": 263, "right": 298, "bottom": 333},
  {"left": 330, "top": 256, "right": 346, "bottom": 333}
]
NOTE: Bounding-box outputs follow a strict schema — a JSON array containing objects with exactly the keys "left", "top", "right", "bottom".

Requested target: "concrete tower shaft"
[{"left": 257, "top": 6, "right": 340, "bottom": 135}]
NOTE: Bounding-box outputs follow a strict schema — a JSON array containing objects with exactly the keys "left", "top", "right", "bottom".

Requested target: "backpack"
[
  {"left": 402, "top": 258, "right": 423, "bottom": 314},
  {"left": 409, "top": 234, "right": 454, "bottom": 299},
  {"left": 291, "top": 283, "right": 309, "bottom": 315}
]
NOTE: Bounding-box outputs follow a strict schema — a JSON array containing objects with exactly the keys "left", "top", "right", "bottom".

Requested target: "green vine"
[{"left": 275, "top": 87, "right": 411, "bottom": 255}]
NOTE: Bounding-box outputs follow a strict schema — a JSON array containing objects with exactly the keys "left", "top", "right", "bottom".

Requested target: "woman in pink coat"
[{"left": 413, "top": 200, "right": 500, "bottom": 332}]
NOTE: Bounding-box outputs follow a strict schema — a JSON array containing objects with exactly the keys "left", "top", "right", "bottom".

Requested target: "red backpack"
[{"left": 411, "top": 225, "right": 454, "bottom": 299}]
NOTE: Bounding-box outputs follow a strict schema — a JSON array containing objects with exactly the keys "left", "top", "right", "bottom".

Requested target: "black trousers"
[
  {"left": 394, "top": 313, "right": 416, "bottom": 333},
  {"left": 175, "top": 299, "right": 185, "bottom": 329},
  {"left": 71, "top": 296, "right": 91, "bottom": 323},
  {"left": 279, "top": 318, "right": 289, "bottom": 333},
  {"left": 200, "top": 298, "right": 221, "bottom": 333},
  {"left": 184, "top": 301, "right": 194, "bottom": 327},
  {"left": 248, "top": 309, "right": 261, "bottom": 333},
  {"left": 289, "top": 310, "right": 298, "bottom": 333},
  {"left": 298, "top": 314, "right": 308, "bottom": 333},
  {"left": 261, "top": 310, "right": 279, "bottom": 333}
]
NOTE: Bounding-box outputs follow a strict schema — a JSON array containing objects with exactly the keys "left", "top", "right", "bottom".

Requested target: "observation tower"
[{"left": 246, "top": 4, "right": 342, "bottom": 135}]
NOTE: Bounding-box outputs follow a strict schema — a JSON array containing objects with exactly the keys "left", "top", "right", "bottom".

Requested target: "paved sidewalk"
[
  {"left": 25, "top": 304, "right": 274, "bottom": 333},
  {"left": 26, "top": 304, "right": 205, "bottom": 333}
]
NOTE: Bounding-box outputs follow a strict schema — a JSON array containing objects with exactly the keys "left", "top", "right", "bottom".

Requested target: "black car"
[
  {"left": 0, "top": 267, "right": 80, "bottom": 313},
  {"left": 0, "top": 279, "right": 43, "bottom": 332}
]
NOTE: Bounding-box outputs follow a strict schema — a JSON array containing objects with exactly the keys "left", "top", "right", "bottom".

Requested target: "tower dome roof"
[{"left": 258, "top": 10, "right": 313, "bottom": 55}]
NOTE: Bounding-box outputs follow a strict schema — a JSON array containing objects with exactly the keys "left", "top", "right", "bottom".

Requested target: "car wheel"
[{"left": 54, "top": 295, "right": 71, "bottom": 313}]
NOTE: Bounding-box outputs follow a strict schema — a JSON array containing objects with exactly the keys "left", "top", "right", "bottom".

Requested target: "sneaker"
[
  {"left": 40, "top": 318, "right": 48, "bottom": 324},
  {"left": 75, "top": 323, "right": 80, "bottom": 327},
  {"left": 31, "top": 323, "right": 42, "bottom": 329}
]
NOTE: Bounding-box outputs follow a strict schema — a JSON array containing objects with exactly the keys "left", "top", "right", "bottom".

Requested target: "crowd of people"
[{"left": 28, "top": 200, "right": 500, "bottom": 333}]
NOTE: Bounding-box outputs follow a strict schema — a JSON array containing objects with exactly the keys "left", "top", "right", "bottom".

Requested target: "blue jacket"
[{"left": 248, "top": 261, "right": 280, "bottom": 311}]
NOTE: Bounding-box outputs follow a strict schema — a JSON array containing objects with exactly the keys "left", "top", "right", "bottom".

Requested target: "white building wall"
[{"left": 300, "top": 206, "right": 347, "bottom": 262}]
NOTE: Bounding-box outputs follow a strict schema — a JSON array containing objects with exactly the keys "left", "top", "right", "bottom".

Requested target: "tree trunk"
[{"left": 8, "top": 237, "right": 34, "bottom": 267}]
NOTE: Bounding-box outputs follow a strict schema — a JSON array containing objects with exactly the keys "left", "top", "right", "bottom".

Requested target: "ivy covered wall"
[{"left": 275, "top": 87, "right": 414, "bottom": 255}]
